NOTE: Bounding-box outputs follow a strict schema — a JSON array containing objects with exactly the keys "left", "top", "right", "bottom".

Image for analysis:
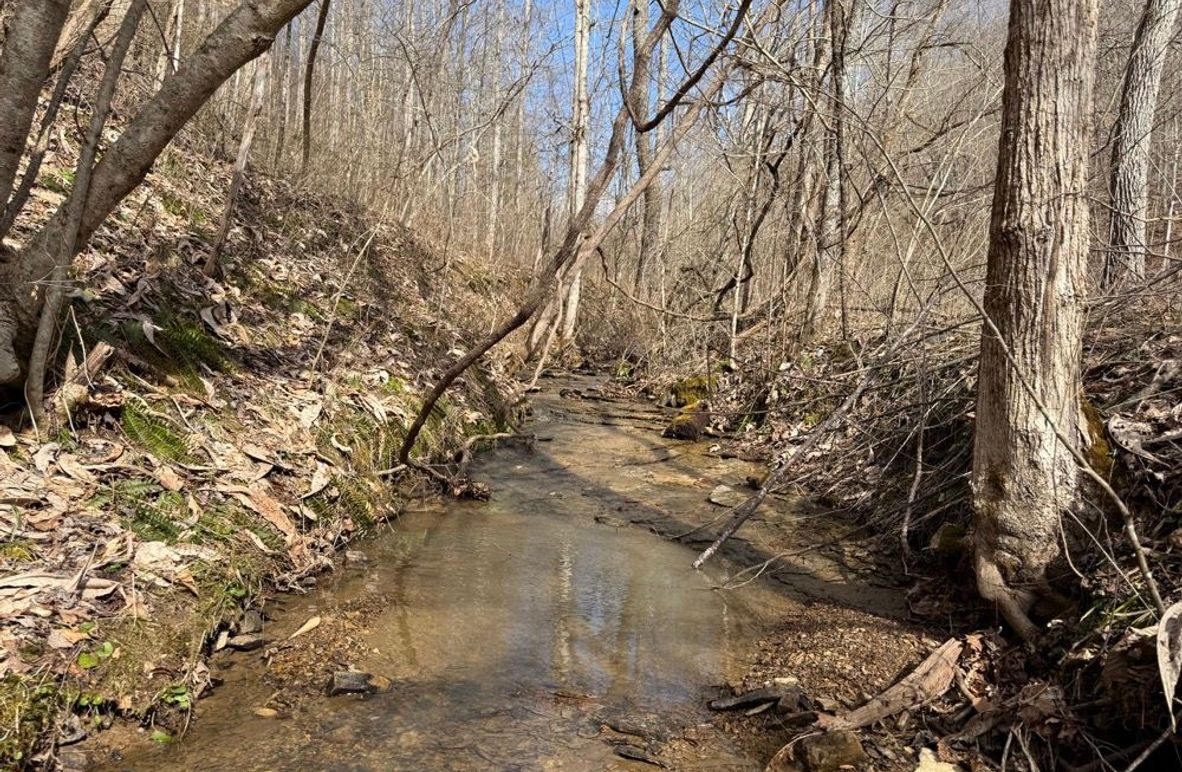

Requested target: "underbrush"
[{"left": 679, "top": 295, "right": 1182, "bottom": 767}]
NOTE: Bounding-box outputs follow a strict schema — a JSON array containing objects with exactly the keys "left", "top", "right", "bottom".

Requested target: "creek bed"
[{"left": 95, "top": 378, "right": 897, "bottom": 770}]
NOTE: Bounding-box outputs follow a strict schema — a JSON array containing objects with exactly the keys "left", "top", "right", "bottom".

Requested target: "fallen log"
[{"left": 816, "top": 638, "right": 963, "bottom": 731}]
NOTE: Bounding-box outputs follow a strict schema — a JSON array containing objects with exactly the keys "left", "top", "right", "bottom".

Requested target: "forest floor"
[{"left": 0, "top": 140, "right": 522, "bottom": 768}]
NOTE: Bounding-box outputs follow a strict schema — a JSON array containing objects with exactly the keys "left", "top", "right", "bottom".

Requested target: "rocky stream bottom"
[{"left": 82, "top": 376, "right": 943, "bottom": 771}]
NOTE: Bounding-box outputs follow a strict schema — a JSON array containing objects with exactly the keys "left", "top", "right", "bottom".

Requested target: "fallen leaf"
[
  {"left": 156, "top": 465, "right": 185, "bottom": 492},
  {"left": 297, "top": 399, "right": 323, "bottom": 429},
  {"left": 302, "top": 462, "right": 333, "bottom": 499},
  {"left": 1158, "top": 601, "right": 1182, "bottom": 729},
  {"left": 33, "top": 443, "right": 60, "bottom": 473},
  {"left": 57, "top": 454, "right": 97, "bottom": 484},
  {"left": 287, "top": 615, "right": 321, "bottom": 640}
]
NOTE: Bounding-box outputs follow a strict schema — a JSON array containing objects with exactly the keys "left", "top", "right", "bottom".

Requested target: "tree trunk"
[
  {"left": 1104, "top": 0, "right": 1182, "bottom": 289},
  {"left": 0, "top": 0, "right": 70, "bottom": 222},
  {"left": 559, "top": 0, "right": 591, "bottom": 342},
  {"left": 972, "top": 0, "right": 1098, "bottom": 641},
  {"left": 0, "top": 0, "right": 315, "bottom": 385},
  {"left": 301, "top": 0, "right": 331, "bottom": 176},
  {"left": 631, "top": 0, "right": 660, "bottom": 293},
  {"left": 206, "top": 53, "right": 269, "bottom": 276}
]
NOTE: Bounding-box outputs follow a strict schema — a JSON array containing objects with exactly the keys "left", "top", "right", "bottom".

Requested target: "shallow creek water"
[{"left": 103, "top": 378, "right": 895, "bottom": 771}]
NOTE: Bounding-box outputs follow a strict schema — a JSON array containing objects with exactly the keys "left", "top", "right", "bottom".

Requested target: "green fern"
[
  {"left": 335, "top": 475, "right": 383, "bottom": 530},
  {"left": 121, "top": 398, "right": 192, "bottom": 463},
  {"left": 106, "top": 478, "right": 181, "bottom": 542},
  {"left": 109, "top": 313, "right": 231, "bottom": 392}
]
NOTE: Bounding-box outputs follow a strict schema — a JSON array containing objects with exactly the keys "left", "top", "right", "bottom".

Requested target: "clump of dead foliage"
[{"left": 685, "top": 294, "right": 1182, "bottom": 769}]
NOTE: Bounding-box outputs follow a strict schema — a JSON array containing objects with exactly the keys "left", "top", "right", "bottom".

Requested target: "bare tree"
[
  {"left": 301, "top": 0, "right": 331, "bottom": 175},
  {"left": 972, "top": 0, "right": 1098, "bottom": 641},
  {"left": 206, "top": 54, "right": 270, "bottom": 277},
  {"left": 0, "top": 0, "right": 316, "bottom": 387},
  {"left": 1104, "top": 0, "right": 1182, "bottom": 288},
  {"left": 559, "top": 0, "right": 592, "bottom": 342}
]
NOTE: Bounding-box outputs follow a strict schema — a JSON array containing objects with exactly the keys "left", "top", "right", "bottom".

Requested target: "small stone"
[
  {"left": 367, "top": 674, "right": 392, "bottom": 693},
  {"left": 328, "top": 670, "right": 376, "bottom": 696},
  {"left": 708, "top": 484, "right": 748, "bottom": 508},
  {"left": 239, "top": 609, "right": 264, "bottom": 635},
  {"left": 213, "top": 629, "right": 229, "bottom": 652},
  {"left": 252, "top": 707, "right": 280, "bottom": 718},
  {"left": 345, "top": 550, "right": 369, "bottom": 565},
  {"left": 915, "top": 748, "right": 962, "bottom": 772},
  {"left": 226, "top": 633, "right": 267, "bottom": 651},
  {"left": 58, "top": 748, "right": 88, "bottom": 772},
  {"left": 800, "top": 731, "right": 866, "bottom": 772}
]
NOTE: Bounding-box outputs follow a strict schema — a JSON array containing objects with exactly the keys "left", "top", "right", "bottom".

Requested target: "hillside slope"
[{"left": 0, "top": 137, "right": 520, "bottom": 767}]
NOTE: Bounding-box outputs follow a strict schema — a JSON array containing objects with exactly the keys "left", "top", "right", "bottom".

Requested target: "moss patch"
[
  {"left": 669, "top": 374, "right": 717, "bottom": 408},
  {"left": 0, "top": 677, "right": 62, "bottom": 768}
]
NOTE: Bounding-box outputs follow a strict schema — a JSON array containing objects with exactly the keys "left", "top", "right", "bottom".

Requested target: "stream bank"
[{"left": 82, "top": 375, "right": 942, "bottom": 771}]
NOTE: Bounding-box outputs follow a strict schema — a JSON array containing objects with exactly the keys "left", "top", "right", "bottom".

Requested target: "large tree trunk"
[
  {"left": 0, "top": 0, "right": 71, "bottom": 221},
  {"left": 798, "top": 0, "right": 849, "bottom": 346},
  {"left": 0, "top": 0, "right": 315, "bottom": 385},
  {"left": 972, "top": 0, "right": 1098, "bottom": 641},
  {"left": 1104, "top": 0, "right": 1182, "bottom": 289}
]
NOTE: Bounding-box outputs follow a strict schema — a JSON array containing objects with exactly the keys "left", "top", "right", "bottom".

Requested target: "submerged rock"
[
  {"left": 327, "top": 671, "right": 391, "bottom": 696},
  {"left": 238, "top": 609, "right": 264, "bottom": 635},
  {"left": 226, "top": 633, "right": 267, "bottom": 651},
  {"left": 800, "top": 731, "right": 865, "bottom": 772}
]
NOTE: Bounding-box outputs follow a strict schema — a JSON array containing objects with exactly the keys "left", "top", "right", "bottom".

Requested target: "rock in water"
[
  {"left": 239, "top": 609, "right": 264, "bottom": 635},
  {"left": 226, "top": 633, "right": 267, "bottom": 651},
  {"left": 800, "top": 731, "right": 866, "bottom": 772},
  {"left": 327, "top": 671, "right": 391, "bottom": 696},
  {"left": 708, "top": 484, "right": 749, "bottom": 508},
  {"left": 613, "top": 744, "right": 665, "bottom": 767},
  {"left": 708, "top": 680, "right": 801, "bottom": 711},
  {"left": 662, "top": 402, "right": 709, "bottom": 440}
]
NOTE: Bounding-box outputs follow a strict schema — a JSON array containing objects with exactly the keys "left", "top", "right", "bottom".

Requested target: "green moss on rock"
[
  {"left": 668, "top": 374, "right": 717, "bottom": 408},
  {"left": 663, "top": 402, "right": 710, "bottom": 441}
]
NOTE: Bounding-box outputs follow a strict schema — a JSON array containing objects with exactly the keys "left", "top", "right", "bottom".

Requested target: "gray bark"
[
  {"left": 0, "top": 0, "right": 70, "bottom": 222},
  {"left": 631, "top": 0, "right": 660, "bottom": 292},
  {"left": 972, "top": 0, "right": 1098, "bottom": 640},
  {"left": 1104, "top": 0, "right": 1182, "bottom": 288}
]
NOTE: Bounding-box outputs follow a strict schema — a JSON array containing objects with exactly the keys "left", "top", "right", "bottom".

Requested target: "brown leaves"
[{"left": 220, "top": 482, "right": 308, "bottom": 565}]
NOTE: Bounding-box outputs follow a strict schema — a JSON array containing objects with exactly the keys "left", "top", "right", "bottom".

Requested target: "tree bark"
[
  {"left": 558, "top": 0, "right": 591, "bottom": 342},
  {"left": 0, "top": 0, "right": 315, "bottom": 385},
  {"left": 631, "top": 0, "right": 661, "bottom": 293},
  {"left": 301, "top": 0, "right": 331, "bottom": 176},
  {"left": 972, "top": 0, "right": 1098, "bottom": 641},
  {"left": 26, "top": 0, "right": 147, "bottom": 428},
  {"left": 206, "top": 53, "right": 269, "bottom": 276},
  {"left": 1104, "top": 0, "right": 1182, "bottom": 289},
  {"left": 799, "top": 0, "right": 852, "bottom": 345},
  {"left": 0, "top": 0, "right": 70, "bottom": 223}
]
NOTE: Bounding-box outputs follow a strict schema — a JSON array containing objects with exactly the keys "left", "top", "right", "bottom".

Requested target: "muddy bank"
[{"left": 82, "top": 375, "right": 939, "bottom": 770}]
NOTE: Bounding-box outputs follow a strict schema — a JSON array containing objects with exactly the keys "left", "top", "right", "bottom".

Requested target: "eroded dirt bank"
[{"left": 83, "top": 375, "right": 942, "bottom": 771}]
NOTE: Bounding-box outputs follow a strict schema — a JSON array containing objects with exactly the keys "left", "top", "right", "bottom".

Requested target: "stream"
[{"left": 97, "top": 376, "right": 900, "bottom": 771}]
